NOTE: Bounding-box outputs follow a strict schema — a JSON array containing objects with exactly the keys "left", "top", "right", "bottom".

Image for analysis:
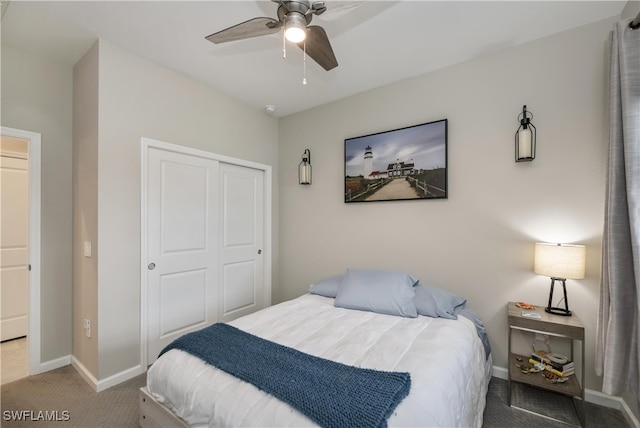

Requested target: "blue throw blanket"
[{"left": 159, "top": 323, "right": 411, "bottom": 428}]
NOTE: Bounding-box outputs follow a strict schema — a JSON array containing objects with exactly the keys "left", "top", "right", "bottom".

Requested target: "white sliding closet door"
[
  {"left": 145, "top": 147, "right": 219, "bottom": 363},
  {"left": 219, "top": 163, "right": 264, "bottom": 322},
  {"left": 144, "top": 141, "right": 268, "bottom": 365}
]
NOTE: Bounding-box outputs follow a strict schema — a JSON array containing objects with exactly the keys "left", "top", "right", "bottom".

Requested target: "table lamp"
[{"left": 534, "top": 242, "right": 586, "bottom": 316}]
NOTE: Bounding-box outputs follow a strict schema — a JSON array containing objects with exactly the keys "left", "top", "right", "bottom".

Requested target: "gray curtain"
[{"left": 596, "top": 18, "right": 640, "bottom": 397}]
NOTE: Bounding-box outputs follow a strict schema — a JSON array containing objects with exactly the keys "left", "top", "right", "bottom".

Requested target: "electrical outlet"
[
  {"left": 84, "top": 241, "right": 92, "bottom": 258},
  {"left": 83, "top": 319, "right": 91, "bottom": 338}
]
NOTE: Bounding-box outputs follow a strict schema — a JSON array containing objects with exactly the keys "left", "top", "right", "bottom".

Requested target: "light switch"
[{"left": 84, "top": 241, "right": 92, "bottom": 257}]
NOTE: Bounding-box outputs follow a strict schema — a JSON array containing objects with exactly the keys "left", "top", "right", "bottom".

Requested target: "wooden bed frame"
[{"left": 139, "top": 387, "right": 190, "bottom": 428}]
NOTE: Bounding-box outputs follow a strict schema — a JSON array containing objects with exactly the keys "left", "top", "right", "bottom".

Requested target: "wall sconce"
[
  {"left": 515, "top": 105, "right": 536, "bottom": 162},
  {"left": 534, "top": 242, "right": 586, "bottom": 316},
  {"left": 299, "top": 149, "right": 311, "bottom": 185}
]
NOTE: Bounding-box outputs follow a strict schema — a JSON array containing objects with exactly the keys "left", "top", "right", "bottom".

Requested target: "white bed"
[{"left": 144, "top": 293, "right": 492, "bottom": 427}]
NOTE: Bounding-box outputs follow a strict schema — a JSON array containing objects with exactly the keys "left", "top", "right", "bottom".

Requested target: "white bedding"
[{"left": 147, "top": 293, "right": 492, "bottom": 427}]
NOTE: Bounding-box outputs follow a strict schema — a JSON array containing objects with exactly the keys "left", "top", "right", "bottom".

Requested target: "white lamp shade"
[{"left": 534, "top": 243, "right": 586, "bottom": 279}]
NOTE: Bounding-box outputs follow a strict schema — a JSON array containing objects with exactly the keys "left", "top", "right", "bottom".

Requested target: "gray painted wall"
[
  {"left": 72, "top": 42, "right": 100, "bottom": 376},
  {"left": 1, "top": 44, "right": 73, "bottom": 364},
  {"left": 278, "top": 16, "right": 616, "bottom": 393},
  {"left": 74, "top": 40, "right": 280, "bottom": 380}
]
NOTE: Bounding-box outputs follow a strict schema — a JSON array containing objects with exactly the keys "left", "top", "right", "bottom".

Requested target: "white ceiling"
[{"left": 1, "top": 1, "right": 626, "bottom": 117}]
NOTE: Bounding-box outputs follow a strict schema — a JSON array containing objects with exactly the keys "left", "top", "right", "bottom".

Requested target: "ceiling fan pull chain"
[
  {"left": 282, "top": 30, "right": 287, "bottom": 59},
  {"left": 302, "top": 41, "right": 307, "bottom": 85}
]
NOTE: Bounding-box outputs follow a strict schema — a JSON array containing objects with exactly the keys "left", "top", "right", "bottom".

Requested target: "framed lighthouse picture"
[{"left": 344, "top": 119, "right": 448, "bottom": 203}]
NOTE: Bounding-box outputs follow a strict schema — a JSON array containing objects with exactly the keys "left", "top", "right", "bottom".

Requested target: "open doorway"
[
  {"left": 0, "top": 127, "right": 41, "bottom": 382},
  {"left": 0, "top": 135, "right": 29, "bottom": 384}
]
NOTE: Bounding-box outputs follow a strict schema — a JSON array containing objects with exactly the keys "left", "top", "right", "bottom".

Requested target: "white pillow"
[{"left": 334, "top": 268, "right": 418, "bottom": 318}]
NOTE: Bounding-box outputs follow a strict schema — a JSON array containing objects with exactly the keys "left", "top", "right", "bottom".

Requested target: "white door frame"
[
  {"left": 140, "top": 137, "right": 272, "bottom": 367},
  {"left": 1, "top": 126, "right": 41, "bottom": 375}
]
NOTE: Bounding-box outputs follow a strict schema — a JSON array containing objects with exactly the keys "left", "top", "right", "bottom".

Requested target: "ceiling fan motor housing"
[
  {"left": 278, "top": 2, "right": 310, "bottom": 25},
  {"left": 275, "top": 0, "right": 327, "bottom": 23}
]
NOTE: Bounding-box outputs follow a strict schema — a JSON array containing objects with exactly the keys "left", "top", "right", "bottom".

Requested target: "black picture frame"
[{"left": 344, "top": 119, "right": 448, "bottom": 203}]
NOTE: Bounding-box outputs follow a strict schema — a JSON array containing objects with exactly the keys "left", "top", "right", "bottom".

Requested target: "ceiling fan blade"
[
  {"left": 206, "top": 17, "right": 282, "bottom": 44},
  {"left": 297, "top": 26, "right": 338, "bottom": 71}
]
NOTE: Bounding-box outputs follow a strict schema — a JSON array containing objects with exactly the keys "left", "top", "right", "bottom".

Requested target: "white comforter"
[{"left": 147, "top": 294, "right": 492, "bottom": 427}]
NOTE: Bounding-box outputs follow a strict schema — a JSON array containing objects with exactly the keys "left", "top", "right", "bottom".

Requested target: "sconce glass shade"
[
  {"left": 515, "top": 105, "right": 536, "bottom": 162},
  {"left": 299, "top": 149, "right": 311, "bottom": 185},
  {"left": 534, "top": 242, "right": 586, "bottom": 316}
]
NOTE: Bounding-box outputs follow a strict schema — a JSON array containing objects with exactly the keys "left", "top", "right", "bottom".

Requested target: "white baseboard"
[
  {"left": 620, "top": 399, "right": 640, "bottom": 428},
  {"left": 587, "top": 389, "right": 640, "bottom": 428},
  {"left": 71, "top": 356, "right": 146, "bottom": 392},
  {"left": 33, "top": 354, "right": 71, "bottom": 375},
  {"left": 492, "top": 365, "right": 508, "bottom": 380},
  {"left": 493, "top": 364, "right": 640, "bottom": 427},
  {"left": 95, "top": 364, "right": 146, "bottom": 392},
  {"left": 71, "top": 356, "right": 99, "bottom": 391}
]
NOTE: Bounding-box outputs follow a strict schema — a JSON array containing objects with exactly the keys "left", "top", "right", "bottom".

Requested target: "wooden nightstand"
[{"left": 507, "top": 302, "right": 585, "bottom": 426}]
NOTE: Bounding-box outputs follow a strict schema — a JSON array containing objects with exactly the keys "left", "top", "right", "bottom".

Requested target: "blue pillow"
[
  {"left": 459, "top": 308, "right": 491, "bottom": 359},
  {"left": 414, "top": 284, "right": 466, "bottom": 319},
  {"left": 308, "top": 274, "right": 342, "bottom": 298},
  {"left": 334, "top": 268, "right": 418, "bottom": 318}
]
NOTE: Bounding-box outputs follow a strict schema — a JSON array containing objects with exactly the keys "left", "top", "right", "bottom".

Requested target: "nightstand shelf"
[
  {"left": 507, "top": 302, "right": 585, "bottom": 426},
  {"left": 508, "top": 353, "right": 582, "bottom": 396}
]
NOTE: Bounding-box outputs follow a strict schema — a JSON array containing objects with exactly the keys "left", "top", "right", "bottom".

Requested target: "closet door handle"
[
  {"left": 148, "top": 263, "right": 156, "bottom": 270},
  {"left": 257, "top": 250, "right": 262, "bottom": 255}
]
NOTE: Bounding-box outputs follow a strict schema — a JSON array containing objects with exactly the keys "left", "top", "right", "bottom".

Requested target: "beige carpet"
[{"left": 1, "top": 365, "right": 146, "bottom": 427}]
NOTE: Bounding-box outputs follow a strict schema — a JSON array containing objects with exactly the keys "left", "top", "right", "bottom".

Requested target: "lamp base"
[
  {"left": 545, "top": 306, "right": 572, "bottom": 316},
  {"left": 546, "top": 278, "right": 572, "bottom": 317}
]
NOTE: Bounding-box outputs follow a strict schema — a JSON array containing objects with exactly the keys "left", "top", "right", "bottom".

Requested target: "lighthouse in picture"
[{"left": 363, "top": 145, "right": 373, "bottom": 178}]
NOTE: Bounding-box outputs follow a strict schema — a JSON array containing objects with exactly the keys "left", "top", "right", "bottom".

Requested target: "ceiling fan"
[{"left": 205, "top": 0, "right": 338, "bottom": 71}]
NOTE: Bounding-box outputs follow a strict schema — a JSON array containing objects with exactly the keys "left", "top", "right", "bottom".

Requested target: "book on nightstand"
[{"left": 530, "top": 350, "right": 575, "bottom": 377}]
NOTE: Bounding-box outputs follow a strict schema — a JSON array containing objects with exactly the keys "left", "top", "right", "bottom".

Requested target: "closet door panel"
[
  {"left": 219, "top": 163, "right": 265, "bottom": 322},
  {"left": 145, "top": 147, "right": 219, "bottom": 363}
]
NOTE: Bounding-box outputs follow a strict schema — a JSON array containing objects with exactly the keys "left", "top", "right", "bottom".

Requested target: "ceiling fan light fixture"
[
  {"left": 284, "top": 12, "right": 307, "bottom": 43},
  {"left": 205, "top": 0, "right": 338, "bottom": 72}
]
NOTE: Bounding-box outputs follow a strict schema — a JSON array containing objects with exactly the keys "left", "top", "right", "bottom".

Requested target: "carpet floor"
[
  {"left": 0, "top": 365, "right": 631, "bottom": 427},
  {"left": 1, "top": 365, "right": 146, "bottom": 427},
  {"left": 484, "top": 377, "right": 630, "bottom": 427}
]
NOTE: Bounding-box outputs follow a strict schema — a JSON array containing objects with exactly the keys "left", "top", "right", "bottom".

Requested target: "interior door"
[
  {"left": 0, "top": 153, "right": 29, "bottom": 341},
  {"left": 146, "top": 147, "right": 219, "bottom": 362},
  {"left": 219, "top": 163, "right": 265, "bottom": 322}
]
